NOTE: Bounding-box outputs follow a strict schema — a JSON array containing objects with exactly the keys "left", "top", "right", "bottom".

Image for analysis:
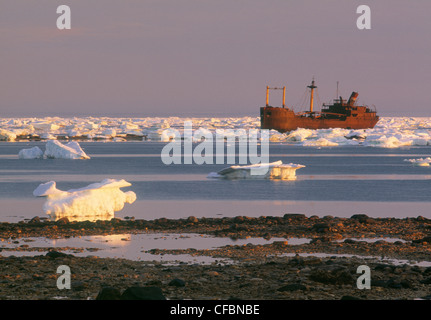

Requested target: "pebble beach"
[{"left": 2, "top": 214, "right": 431, "bottom": 300}]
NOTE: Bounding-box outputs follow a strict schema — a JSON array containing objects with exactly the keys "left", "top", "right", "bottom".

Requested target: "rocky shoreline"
[{"left": 2, "top": 214, "right": 431, "bottom": 300}]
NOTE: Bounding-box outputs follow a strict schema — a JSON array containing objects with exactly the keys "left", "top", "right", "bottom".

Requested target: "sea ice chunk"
[
  {"left": 404, "top": 157, "right": 431, "bottom": 166},
  {"left": 18, "top": 146, "right": 44, "bottom": 159},
  {"left": 302, "top": 138, "right": 339, "bottom": 147},
  {"left": 0, "top": 129, "right": 17, "bottom": 141},
  {"left": 33, "top": 179, "right": 137, "bottom": 221},
  {"left": 208, "top": 161, "right": 305, "bottom": 180},
  {"left": 44, "top": 140, "right": 90, "bottom": 159},
  {"left": 286, "top": 128, "right": 314, "bottom": 142}
]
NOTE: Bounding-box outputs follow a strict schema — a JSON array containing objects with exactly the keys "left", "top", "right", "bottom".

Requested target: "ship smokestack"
[{"left": 348, "top": 92, "right": 359, "bottom": 106}]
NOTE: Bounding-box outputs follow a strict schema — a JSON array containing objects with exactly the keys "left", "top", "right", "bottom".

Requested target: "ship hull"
[{"left": 260, "top": 107, "right": 379, "bottom": 132}]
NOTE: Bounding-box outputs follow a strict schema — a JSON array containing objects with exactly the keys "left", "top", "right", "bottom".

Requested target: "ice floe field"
[
  {"left": 1, "top": 116, "right": 431, "bottom": 148},
  {"left": 1, "top": 116, "right": 431, "bottom": 223}
]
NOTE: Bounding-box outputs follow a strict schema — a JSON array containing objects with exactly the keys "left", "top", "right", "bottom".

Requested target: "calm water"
[{"left": 1, "top": 141, "right": 431, "bottom": 222}]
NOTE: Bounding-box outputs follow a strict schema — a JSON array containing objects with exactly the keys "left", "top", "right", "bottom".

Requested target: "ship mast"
[
  {"left": 307, "top": 79, "right": 317, "bottom": 113},
  {"left": 266, "top": 86, "right": 286, "bottom": 108}
]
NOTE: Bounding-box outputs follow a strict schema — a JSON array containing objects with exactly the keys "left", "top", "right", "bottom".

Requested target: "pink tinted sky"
[{"left": 0, "top": 0, "right": 430, "bottom": 117}]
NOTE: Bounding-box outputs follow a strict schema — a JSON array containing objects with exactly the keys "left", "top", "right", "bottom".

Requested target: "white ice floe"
[
  {"left": 302, "top": 138, "right": 339, "bottom": 147},
  {"left": 33, "top": 179, "right": 137, "bottom": 221},
  {"left": 404, "top": 157, "right": 431, "bottom": 166},
  {"left": 0, "top": 128, "right": 17, "bottom": 141},
  {"left": 18, "top": 141, "right": 90, "bottom": 160},
  {"left": 44, "top": 140, "right": 90, "bottom": 159},
  {"left": 208, "top": 160, "right": 305, "bottom": 180},
  {"left": 18, "top": 146, "right": 44, "bottom": 159}
]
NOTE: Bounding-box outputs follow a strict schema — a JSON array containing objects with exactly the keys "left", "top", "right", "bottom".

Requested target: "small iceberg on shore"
[
  {"left": 208, "top": 161, "right": 305, "bottom": 180},
  {"left": 33, "top": 179, "right": 137, "bottom": 221}
]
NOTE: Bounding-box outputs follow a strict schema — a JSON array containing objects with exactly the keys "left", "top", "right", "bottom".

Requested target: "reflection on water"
[
  {"left": 0, "top": 232, "right": 299, "bottom": 262},
  {"left": 47, "top": 213, "right": 114, "bottom": 222}
]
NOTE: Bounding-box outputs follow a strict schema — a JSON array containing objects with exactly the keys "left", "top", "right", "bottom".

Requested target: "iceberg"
[
  {"left": 208, "top": 160, "right": 305, "bottom": 180},
  {"left": 44, "top": 140, "right": 90, "bottom": 159},
  {"left": 286, "top": 128, "right": 314, "bottom": 142},
  {"left": 33, "top": 179, "right": 137, "bottom": 221},
  {"left": 362, "top": 135, "right": 409, "bottom": 148},
  {"left": 31, "top": 121, "right": 59, "bottom": 132},
  {"left": 18, "top": 146, "right": 44, "bottom": 159}
]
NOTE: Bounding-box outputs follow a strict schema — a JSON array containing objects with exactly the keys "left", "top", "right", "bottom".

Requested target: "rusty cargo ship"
[{"left": 260, "top": 79, "right": 379, "bottom": 132}]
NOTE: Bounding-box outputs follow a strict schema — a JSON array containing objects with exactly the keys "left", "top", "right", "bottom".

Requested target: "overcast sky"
[{"left": 1, "top": 0, "right": 430, "bottom": 117}]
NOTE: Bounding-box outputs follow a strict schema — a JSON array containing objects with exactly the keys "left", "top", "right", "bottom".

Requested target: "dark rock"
[
  {"left": 309, "top": 266, "right": 354, "bottom": 285},
  {"left": 72, "top": 281, "right": 87, "bottom": 291},
  {"left": 340, "top": 295, "right": 362, "bottom": 300},
  {"left": 374, "top": 264, "right": 395, "bottom": 272},
  {"left": 110, "top": 218, "right": 123, "bottom": 224},
  {"left": 96, "top": 287, "right": 122, "bottom": 300},
  {"left": 371, "top": 278, "right": 411, "bottom": 289},
  {"left": 351, "top": 214, "right": 369, "bottom": 220},
  {"left": 371, "top": 280, "right": 389, "bottom": 288},
  {"left": 169, "top": 278, "right": 186, "bottom": 287},
  {"left": 120, "top": 286, "right": 166, "bottom": 300},
  {"left": 46, "top": 250, "right": 71, "bottom": 258},
  {"left": 187, "top": 216, "right": 198, "bottom": 223},
  {"left": 277, "top": 283, "right": 307, "bottom": 292},
  {"left": 350, "top": 214, "right": 374, "bottom": 224},
  {"left": 29, "top": 216, "right": 41, "bottom": 224},
  {"left": 344, "top": 239, "right": 360, "bottom": 244},
  {"left": 56, "top": 217, "right": 70, "bottom": 224},
  {"left": 283, "top": 214, "right": 306, "bottom": 220},
  {"left": 412, "top": 236, "right": 431, "bottom": 244},
  {"left": 311, "top": 223, "right": 330, "bottom": 233},
  {"left": 310, "top": 237, "right": 332, "bottom": 243}
]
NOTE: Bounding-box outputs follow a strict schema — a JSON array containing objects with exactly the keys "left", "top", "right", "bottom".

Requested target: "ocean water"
[{"left": 1, "top": 141, "right": 431, "bottom": 223}]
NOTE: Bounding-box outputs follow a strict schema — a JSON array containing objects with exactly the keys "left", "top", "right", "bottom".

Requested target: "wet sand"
[{"left": 2, "top": 214, "right": 431, "bottom": 300}]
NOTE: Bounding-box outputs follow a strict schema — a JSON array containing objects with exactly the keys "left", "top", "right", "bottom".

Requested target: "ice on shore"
[
  {"left": 18, "top": 146, "right": 44, "bottom": 159},
  {"left": 33, "top": 179, "right": 137, "bottom": 221},
  {"left": 208, "top": 160, "right": 305, "bottom": 180}
]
